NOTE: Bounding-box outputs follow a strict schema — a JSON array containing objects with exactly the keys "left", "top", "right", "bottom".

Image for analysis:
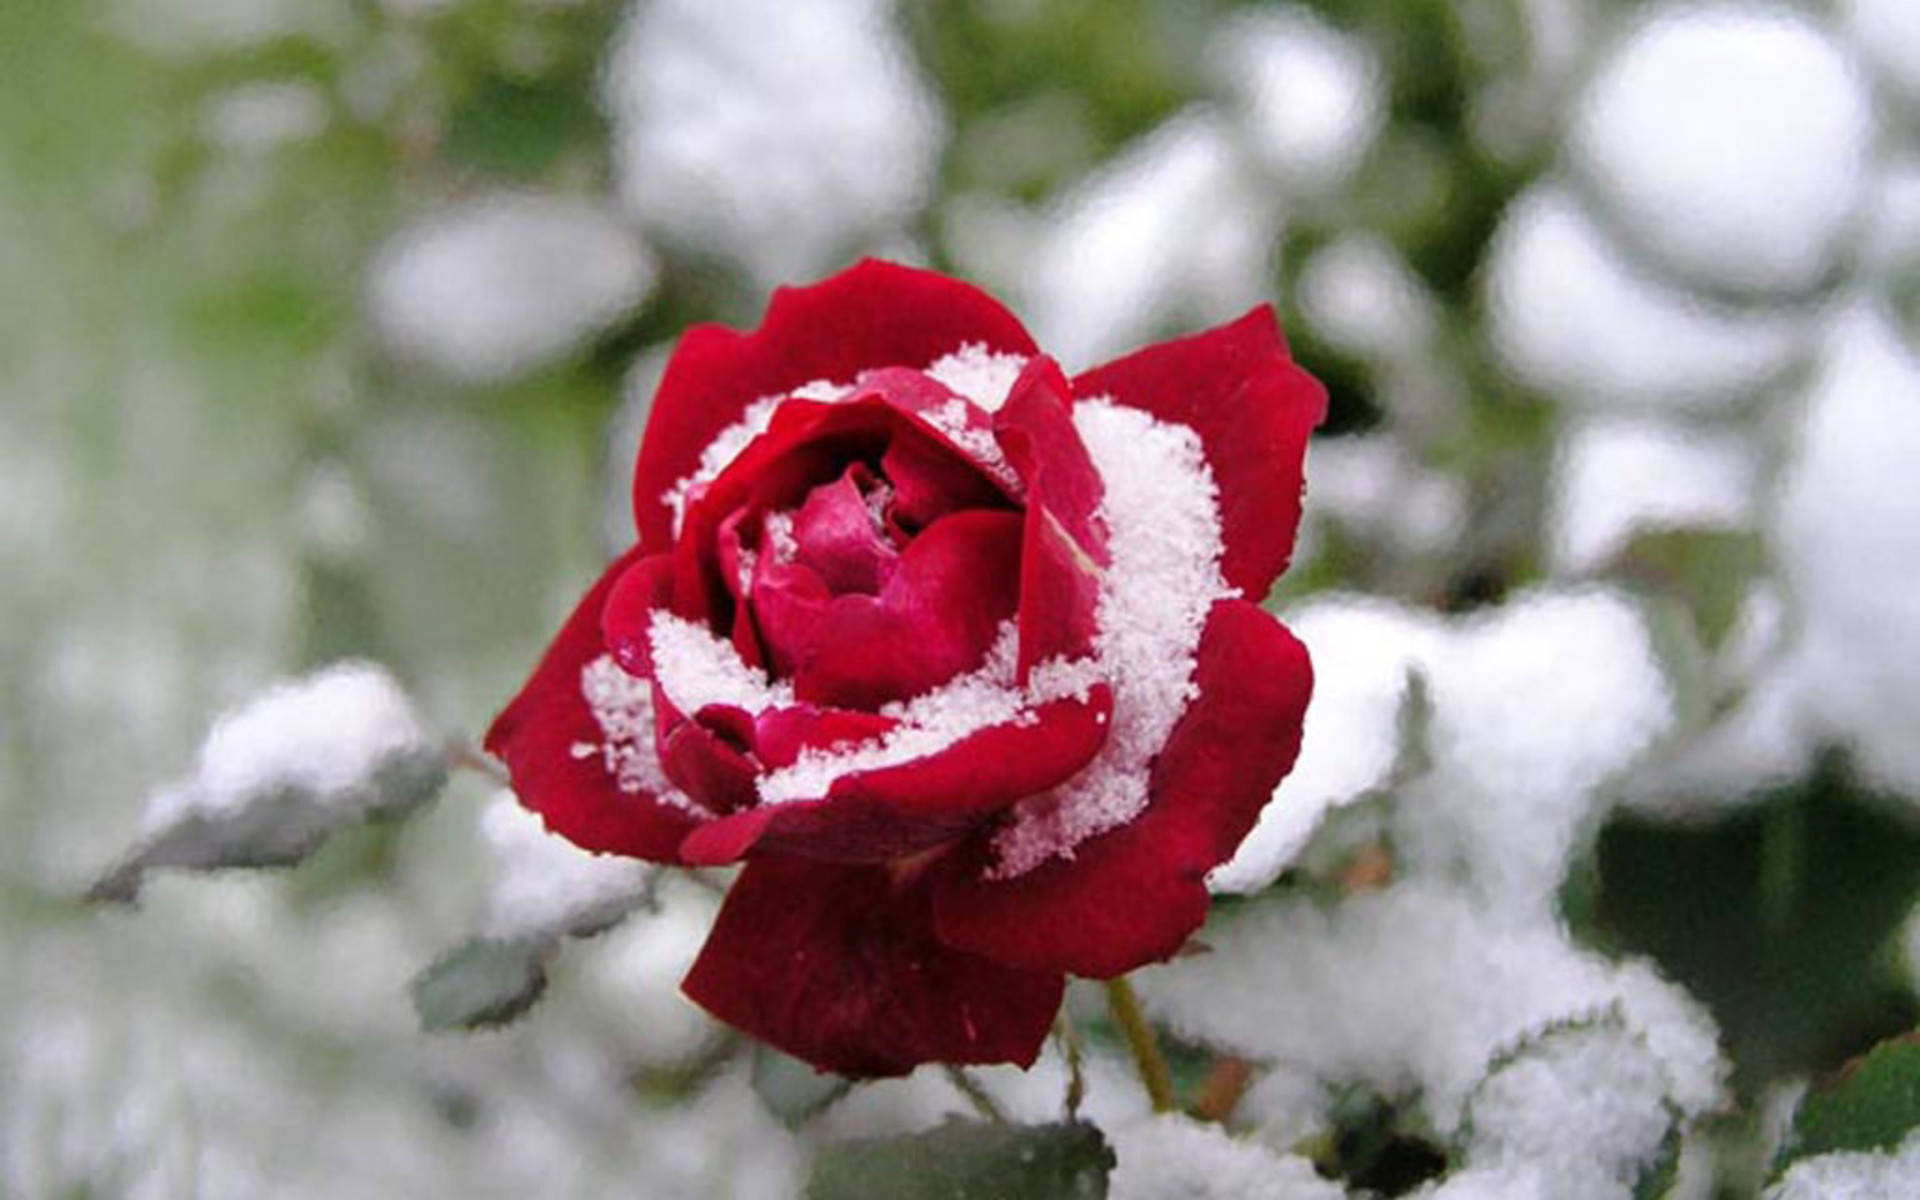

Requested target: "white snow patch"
[
  {"left": 578, "top": 653, "right": 706, "bottom": 816},
  {"left": 1766, "top": 1126, "right": 1920, "bottom": 1200},
  {"left": 151, "top": 662, "right": 430, "bottom": 827},
  {"left": 990, "top": 399, "right": 1231, "bottom": 876},
  {"left": 480, "top": 792, "right": 653, "bottom": 939},
  {"left": 1209, "top": 8, "right": 1382, "bottom": 193},
  {"left": 1572, "top": 2, "right": 1873, "bottom": 295},
  {"left": 1775, "top": 302, "right": 1920, "bottom": 797},
  {"left": 603, "top": 0, "right": 941, "bottom": 286},
  {"left": 1110, "top": 1114, "right": 1346, "bottom": 1200},
  {"left": 646, "top": 613, "right": 794, "bottom": 718},
  {"left": 1549, "top": 415, "right": 1757, "bottom": 573},
  {"left": 1486, "top": 184, "right": 1809, "bottom": 407},
  {"left": 925, "top": 343, "right": 1030, "bottom": 412},
  {"left": 1297, "top": 233, "right": 1436, "bottom": 364},
  {"left": 1138, "top": 879, "right": 1727, "bottom": 1135},
  {"left": 200, "top": 81, "right": 329, "bottom": 152},
  {"left": 1847, "top": 0, "right": 1920, "bottom": 107},
  {"left": 367, "top": 193, "right": 655, "bottom": 384}
]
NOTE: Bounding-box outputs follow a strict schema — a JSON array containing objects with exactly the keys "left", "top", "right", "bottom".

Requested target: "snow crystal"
[
  {"left": 915, "top": 398, "right": 1020, "bottom": 491},
  {"left": 1018, "top": 111, "right": 1277, "bottom": 369},
  {"left": 1209, "top": 9, "right": 1382, "bottom": 193},
  {"left": 1572, "top": 3, "right": 1873, "bottom": 295},
  {"left": 1109, "top": 1115, "right": 1346, "bottom": 1200},
  {"left": 925, "top": 343, "right": 1030, "bottom": 411},
  {"left": 367, "top": 193, "right": 655, "bottom": 384},
  {"left": 1549, "top": 415, "right": 1757, "bottom": 573},
  {"left": 578, "top": 653, "right": 701, "bottom": 815},
  {"left": 154, "top": 662, "right": 430, "bottom": 826},
  {"left": 479, "top": 792, "right": 653, "bottom": 940},
  {"left": 1137, "top": 879, "right": 1727, "bottom": 1134},
  {"left": 1766, "top": 1127, "right": 1920, "bottom": 1200},
  {"left": 754, "top": 622, "right": 1100, "bottom": 805},
  {"left": 1212, "top": 598, "right": 1447, "bottom": 894},
  {"left": 602, "top": 0, "right": 941, "bottom": 286},
  {"left": 1486, "top": 185, "right": 1809, "bottom": 407},
  {"left": 1775, "top": 303, "right": 1920, "bottom": 797},
  {"left": 1461, "top": 1020, "right": 1677, "bottom": 1195},
  {"left": 990, "top": 399, "right": 1231, "bottom": 876},
  {"left": 646, "top": 614, "right": 794, "bottom": 718}
]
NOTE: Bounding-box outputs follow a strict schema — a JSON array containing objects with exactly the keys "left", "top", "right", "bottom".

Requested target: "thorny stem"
[
  {"left": 943, "top": 1065, "right": 1007, "bottom": 1125},
  {"left": 1105, "top": 976, "right": 1176, "bottom": 1114},
  {"left": 1056, "top": 1009, "right": 1087, "bottom": 1121}
]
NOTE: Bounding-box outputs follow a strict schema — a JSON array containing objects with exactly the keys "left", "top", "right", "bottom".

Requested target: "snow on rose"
[{"left": 485, "top": 260, "right": 1325, "bottom": 1076}]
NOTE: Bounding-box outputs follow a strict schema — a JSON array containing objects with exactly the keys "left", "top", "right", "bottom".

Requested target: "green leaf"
[
  {"left": 1777, "top": 1035, "right": 1920, "bottom": 1176},
  {"left": 410, "top": 935, "right": 551, "bottom": 1032},
  {"left": 805, "top": 1120, "right": 1113, "bottom": 1200},
  {"left": 1609, "top": 526, "right": 1767, "bottom": 654},
  {"left": 750, "top": 1044, "right": 853, "bottom": 1129}
]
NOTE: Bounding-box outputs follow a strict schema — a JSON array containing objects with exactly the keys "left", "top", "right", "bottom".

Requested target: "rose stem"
[
  {"left": 445, "top": 739, "right": 510, "bottom": 787},
  {"left": 942, "top": 1065, "right": 1007, "bottom": 1125},
  {"left": 1056, "top": 1010, "right": 1086, "bottom": 1121},
  {"left": 1105, "top": 977, "right": 1175, "bottom": 1114}
]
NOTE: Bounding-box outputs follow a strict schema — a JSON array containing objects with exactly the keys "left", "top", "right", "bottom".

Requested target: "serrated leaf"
[
  {"left": 751, "top": 1044, "right": 853, "bottom": 1128},
  {"left": 805, "top": 1120, "right": 1113, "bottom": 1200},
  {"left": 411, "top": 935, "right": 552, "bottom": 1031},
  {"left": 1776, "top": 1034, "right": 1920, "bottom": 1176}
]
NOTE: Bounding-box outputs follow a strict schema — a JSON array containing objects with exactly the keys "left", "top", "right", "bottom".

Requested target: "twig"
[
  {"left": 943, "top": 1064, "right": 1008, "bottom": 1125},
  {"left": 1105, "top": 976, "right": 1176, "bottom": 1114},
  {"left": 1056, "top": 1009, "right": 1087, "bottom": 1121}
]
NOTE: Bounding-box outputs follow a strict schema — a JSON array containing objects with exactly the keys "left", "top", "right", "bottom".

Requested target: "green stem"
[
  {"left": 1105, "top": 976, "right": 1175, "bottom": 1114},
  {"left": 1056, "top": 1010, "right": 1087, "bottom": 1121},
  {"left": 943, "top": 1064, "right": 1007, "bottom": 1124}
]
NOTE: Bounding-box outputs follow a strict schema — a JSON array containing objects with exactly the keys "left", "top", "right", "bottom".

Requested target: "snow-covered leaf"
[
  {"left": 805, "top": 1120, "right": 1113, "bottom": 1200},
  {"left": 410, "top": 935, "right": 550, "bottom": 1032},
  {"left": 90, "top": 663, "right": 445, "bottom": 903}
]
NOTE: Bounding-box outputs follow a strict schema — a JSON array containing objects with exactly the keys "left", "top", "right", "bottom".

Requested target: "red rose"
[{"left": 487, "top": 260, "right": 1322, "bottom": 1076}]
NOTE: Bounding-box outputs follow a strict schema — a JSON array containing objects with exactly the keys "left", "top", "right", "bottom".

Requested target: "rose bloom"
[{"left": 487, "top": 261, "right": 1322, "bottom": 1076}]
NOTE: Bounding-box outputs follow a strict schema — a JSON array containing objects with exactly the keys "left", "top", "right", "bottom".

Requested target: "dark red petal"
[
  {"left": 994, "top": 358, "right": 1107, "bottom": 674},
  {"left": 933, "top": 600, "right": 1312, "bottom": 977},
  {"left": 633, "top": 260, "right": 1038, "bottom": 549},
  {"left": 680, "top": 687, "right": 1113, "bottom": 865},
  {"left": 792, "top": 465, "right": 898, "bottom": 595},
  {"left": 749, "top": 559, "right": 832, "bottom": 678},
  {"left": 681, "top": 856, "right": 1063, "bottom": 1076},
  {"left": 880, "top": 420, "right": 1010, "bottom": 530},
  {"left": 1073, "top": 308, "right": 1325, "bottom": 599},
  {"left": 600, "top": 551, "right": 677, "bottom": 678},
  {"left": 795, "top": 509, "right": 1023, "bottom": 709},
  {"left": 657, "top": 709, "right": 759, "bottom": 815},
  {"left": 484, "top": 547, "right": 698, "bottom": 862},
  {"left": 752, "top": 704, "right": 898, "bottom": 770}
]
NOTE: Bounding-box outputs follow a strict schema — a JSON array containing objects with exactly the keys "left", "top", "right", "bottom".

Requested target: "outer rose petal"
[
  {"left": 485, "top": 547, "right": 698, "bottom": 862},
  {"left": 1073, "top": 308, "right": 1326, "bottom": 599},
  {"left": 682, "top": 856, "right": 1064, "bottom": 1076},
  {"left": 933, "top": 600, "right": 1311, "bottom": 978},
  {"left": 633, "top": 260, "right": 1038, "bottom": 549},
  {"left": 679, "top": 686, "right": 1114, "bottom": 865}
]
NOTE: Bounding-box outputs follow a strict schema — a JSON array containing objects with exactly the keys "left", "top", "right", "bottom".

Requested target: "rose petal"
[
  {"left": 657, "top": 704, "right": 759, "bottom": 815},
  {"left": 795, "top": 509, "right": 1024, "bottom": 709},
  {"left": 1073, "top": 308, "right": 1325, "bottom": 599},
  {"left": 600, "top": 551, "right": 677, "bottom": 679},
  {"left": 933, "top": 600, "right": 1311, "bottom": 977},
  {"left": 484, "top": 547, "right": 698, "bottom": 861},
  {"left": 752, "top": 703, "right": 898, "bottom": 770},
  {"left": 633, "top": 260, "right": 1038, "bottom": 549},
  {"left": 749, "top": 558, "right": 833, "bottom": 677},
  {"left": 792, "top": 465, "right": 899, "bottom": 595},
  {"left": 995, "top": 358, "right": 1107, "bottom": 673},
  {"left": 680, "top": 687, "right": 1113, "bottom": 865},
  {"left": 681, "top": 856, "right": 1063, "bottom": 1076}
]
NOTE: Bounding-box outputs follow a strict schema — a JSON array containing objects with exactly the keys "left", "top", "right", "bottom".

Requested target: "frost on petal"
[
  {"left": 603, "top": 0, "right": 941, "bottom": 286},
  {"left": 1109, "top": 1115, "right": 1345, "bottom": 1200},
  {"left": 479, "top": 792, "right": 654, "bottom": 941},
  {"left": 1136, "top": 880, "right": 1726, "bottom": 1135},
  {"left": 367, "top": 193, "right": 655, "bottom": 384},
  {"left": 1572, "top": 2, "right": 1873, "bottom": 295}
]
